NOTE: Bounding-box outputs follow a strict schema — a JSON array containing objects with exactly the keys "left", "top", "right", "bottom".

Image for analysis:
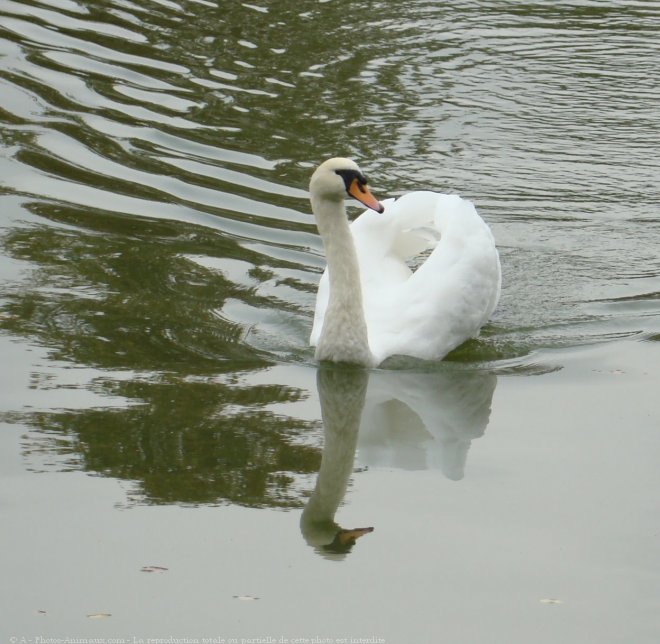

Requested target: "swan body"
[{"left": 309, "top": 158, "right": 501, "bottom": 367}]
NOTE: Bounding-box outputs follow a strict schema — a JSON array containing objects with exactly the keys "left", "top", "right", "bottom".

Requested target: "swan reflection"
[
  {"left": 300, "top": 366, "right": 373, "bottom": 559},
  {"left": 358, "top": 369, "right": 497, "bottom": 480},
  {"left": 301, "top": 365, "right": 497, "bottom": 557}
]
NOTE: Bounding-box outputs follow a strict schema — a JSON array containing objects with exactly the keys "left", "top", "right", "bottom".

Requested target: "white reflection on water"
[
  {"left": 359, "top": 369, "right": 496, "bottom": 479},
  {"left": 301, "top": 364, "right": 496, "bottom": 556}
]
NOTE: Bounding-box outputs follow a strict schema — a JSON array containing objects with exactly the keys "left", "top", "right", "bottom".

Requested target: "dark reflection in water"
[
  {"left": 1, "top": 201, "right": 276, "bottom": 370},
  {"left": 17, "top": 372, "right": 321, "bottom": 507},
  {"left": 174, "top": 0, "right": 413, "bottom": 169}
]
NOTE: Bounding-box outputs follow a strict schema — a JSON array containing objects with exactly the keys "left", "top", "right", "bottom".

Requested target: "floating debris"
[
  {"left": 141, "top": 565, "right": 169, "bottom": 573},
  {"left": 539, "top": 598, "right": 563, "bottom": 605},
  {"left": 87, "top": 613, "right": 112, "bottom": 619},
  {"left": 232, "top": 595, "right": 259, "bottom": 601}
]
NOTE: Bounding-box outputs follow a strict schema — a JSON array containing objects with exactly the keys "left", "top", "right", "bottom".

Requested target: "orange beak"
[{"left": 347, "top": 178, "right": 385, "bottom": 213}]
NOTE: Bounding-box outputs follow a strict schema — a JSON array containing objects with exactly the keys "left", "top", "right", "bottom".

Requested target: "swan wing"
[{"left": 364, "top": 193, "right": 501, "bottom": 363}]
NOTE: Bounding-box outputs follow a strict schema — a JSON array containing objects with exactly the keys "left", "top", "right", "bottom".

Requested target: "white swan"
[{"left": 309, "top": 157, "right": 501, "bottom": 367}]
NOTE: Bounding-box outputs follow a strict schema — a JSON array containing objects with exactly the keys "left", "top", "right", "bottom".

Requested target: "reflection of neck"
[
  {"left": 312, "top": 195, "right": 373, "bottom": 366},
  {"left": 300, "top": 367, "right": 368, "bottom": 541}
]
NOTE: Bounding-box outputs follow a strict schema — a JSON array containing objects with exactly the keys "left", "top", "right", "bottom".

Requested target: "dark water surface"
[{"left": 1, "top": 1, "right": 660, "bottom": 642}]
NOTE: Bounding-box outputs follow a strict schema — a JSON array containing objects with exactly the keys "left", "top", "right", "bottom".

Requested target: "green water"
[{"left": 1, "top": 1, "right": 659, "bottom": 642}]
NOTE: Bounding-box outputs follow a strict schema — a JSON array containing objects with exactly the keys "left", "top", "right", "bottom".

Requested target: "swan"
[{"left": 309, "top": 157, "right": 501, "bottom": 367}]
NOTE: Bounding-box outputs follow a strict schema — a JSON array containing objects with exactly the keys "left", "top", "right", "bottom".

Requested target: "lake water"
[{"left": 1, "top": 1, "right": 659, "bottom": 642}]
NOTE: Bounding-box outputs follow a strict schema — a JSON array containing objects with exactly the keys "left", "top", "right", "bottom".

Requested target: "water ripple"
[{"left": 1, "top": 0, "right": 660, "bottom": 371}]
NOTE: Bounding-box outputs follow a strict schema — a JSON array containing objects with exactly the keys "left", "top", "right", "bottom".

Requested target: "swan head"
[{"left": 310, "top": 157, "right": 384, "bottom": 213}]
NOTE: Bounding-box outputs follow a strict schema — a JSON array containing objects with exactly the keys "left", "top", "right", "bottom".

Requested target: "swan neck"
[{"left": 312, "top": 196, "right": 373, "bottom": 366}]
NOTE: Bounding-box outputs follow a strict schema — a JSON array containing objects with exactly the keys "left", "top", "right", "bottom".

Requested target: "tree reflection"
[
  {"left": 163, "top": 0, "right": 413, "bottom": 181},
  {"left": 1, "top": 203, "right": 321, "bottom": 508},
  {"left": 1, "top": 201, "right": 294, "bottom": 371},
  {"left": 19, "top": 374, "right": 322, "bottom": 507}
]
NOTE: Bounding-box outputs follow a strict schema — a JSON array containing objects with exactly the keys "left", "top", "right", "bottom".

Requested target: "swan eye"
[{"left": 335, "top": 169, "right": 368, "bottom": 194}]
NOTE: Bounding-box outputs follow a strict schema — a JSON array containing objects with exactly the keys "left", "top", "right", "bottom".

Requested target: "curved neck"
[{"left": 312, "top": 195, "right": 373, "bottom": 366}]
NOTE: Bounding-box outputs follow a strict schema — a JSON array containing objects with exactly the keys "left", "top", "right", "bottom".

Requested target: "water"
[{"left": 1, "top": 1, "right": 659, "bottom": 642}]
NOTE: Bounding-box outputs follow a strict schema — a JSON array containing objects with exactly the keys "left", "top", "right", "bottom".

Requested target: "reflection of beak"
[
  {"left": 320, "top": 526, "right": 374, "bottom": 555},
  {"left": 335, "top": 526, "right": 374, "bottom": 546},
  {"left": 347, "top": 178, "right": 385, "bottom": 213}
]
